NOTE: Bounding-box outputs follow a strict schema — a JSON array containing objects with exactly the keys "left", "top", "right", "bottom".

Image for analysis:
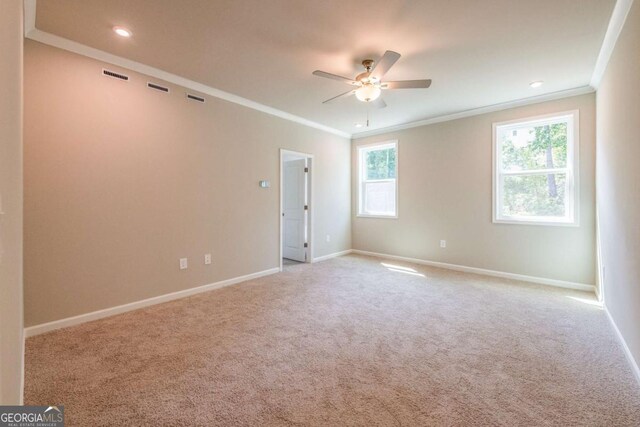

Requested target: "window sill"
[
  {"left": 493, "top": 218, "right": 579, "bottom": 227},
  {"left": 357, "top": 214, "right": 398, "bottom": 219}
]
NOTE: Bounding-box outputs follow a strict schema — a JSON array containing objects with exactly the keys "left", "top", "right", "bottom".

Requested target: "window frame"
[
  {"left": 357, "top": 140, "right": 399, "bottom": 219},
  {"left": 492, "top": 110, "right": 580, "bottom": 227}
]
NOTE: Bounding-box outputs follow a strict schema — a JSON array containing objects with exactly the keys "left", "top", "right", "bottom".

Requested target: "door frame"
[{"left": 280, "top": 149, "right": 314, "bottom": 271}]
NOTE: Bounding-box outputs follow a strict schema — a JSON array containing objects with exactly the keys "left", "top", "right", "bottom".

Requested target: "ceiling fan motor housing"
[{"left": 356, "top": 59, "right": 375, "bottom": 82}]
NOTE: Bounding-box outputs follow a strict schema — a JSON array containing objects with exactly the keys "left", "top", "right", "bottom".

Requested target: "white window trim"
[
  {"left": 357, "top": 140, "right": 399, "bottom": 219},
  {"left": 492, "top": 110, "right": 580, "bottom": 227}
]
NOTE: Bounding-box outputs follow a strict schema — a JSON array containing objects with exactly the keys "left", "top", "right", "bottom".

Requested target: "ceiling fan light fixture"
[
  {"left": 355, "top": 84, "right": 381, "bottom": 102},
  {"left": 313, "top": 50, "right": 431, "bottom": 107}
]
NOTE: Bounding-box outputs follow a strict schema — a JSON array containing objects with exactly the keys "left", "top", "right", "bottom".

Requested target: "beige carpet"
[{"left": 25, "top": 255, "right": 640, "bottom": 426}]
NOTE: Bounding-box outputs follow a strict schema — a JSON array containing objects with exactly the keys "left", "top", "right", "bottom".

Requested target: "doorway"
[{"left": 280, "top": 149, "right": 313, "bottom": 270}]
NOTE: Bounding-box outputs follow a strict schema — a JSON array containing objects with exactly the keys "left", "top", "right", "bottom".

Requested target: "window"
[
  {"left": 493, "top": 111, "right": 579, "bottom": 226},
  {"left": 358, "top": 141, "right": 398, "bottom": 218}
]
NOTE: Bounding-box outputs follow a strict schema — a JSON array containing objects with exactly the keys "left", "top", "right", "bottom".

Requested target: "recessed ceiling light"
[
  {"left": 113, "top": 26, "right": 132, "bottom": 38},
  {"left": 530, "top": 80, "right": 544, "bottom": 88},
  {"left": 354, "top": 123, "right": 363, "bottom": 128}
]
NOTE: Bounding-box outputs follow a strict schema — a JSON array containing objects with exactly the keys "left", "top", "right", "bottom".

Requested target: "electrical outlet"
[
  {"left": 179, "top": 258, "right": 188, "bottom": 270},
  {"left": 440, "top": 240, "right": 447, "bottom": 248},
  {"left": 326, "top": 234, "right": 331, "bottom": 242},
  {"left": 204, "top": 254, "right": 212, "bottom": 265}
]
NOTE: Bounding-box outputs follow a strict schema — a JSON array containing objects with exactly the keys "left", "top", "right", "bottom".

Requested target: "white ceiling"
[{"left": 33, "top": 0, "right": 616, "bottom": 136}]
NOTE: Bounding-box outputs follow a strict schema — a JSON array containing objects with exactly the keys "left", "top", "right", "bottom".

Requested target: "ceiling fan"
[{"left": 312, "top": 50, "right": 431, "bottom": 109}]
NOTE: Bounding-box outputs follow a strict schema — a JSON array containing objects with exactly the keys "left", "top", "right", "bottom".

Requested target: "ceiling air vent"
[
  {"left": 147, "top": 82, "right": 169, "bottom": 93},
  {"left": 102, "top": 69, "right": 129, "bottom": 81},
  {"left": 186, "top": 93, "right": 205, "bottom": 103}
]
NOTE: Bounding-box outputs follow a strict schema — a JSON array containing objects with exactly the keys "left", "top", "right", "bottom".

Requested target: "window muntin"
[
  {"left": 358, "top": 141, "right": 398, "bottom": 217},
  {"left": 494, "top": 112, "right": 578, "bottom": 225}
]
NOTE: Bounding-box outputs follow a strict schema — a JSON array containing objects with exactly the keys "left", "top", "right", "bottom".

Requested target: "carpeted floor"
[{"left": 25, "top": 255, "right": 640, "bottom": 426}]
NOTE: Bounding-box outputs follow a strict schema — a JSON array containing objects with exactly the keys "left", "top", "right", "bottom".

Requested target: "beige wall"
[
  {"left": 352, "top": 94, "right": 596, "bottom": 285},
  {"left": 24, "top": 41, "right": 351, "bottom": 327},
  {"left": 597, "top": 2, "right": 640, "bottom": 370},
  {"left": 0, "top": 0, "right": 24, "bottom": 405}
]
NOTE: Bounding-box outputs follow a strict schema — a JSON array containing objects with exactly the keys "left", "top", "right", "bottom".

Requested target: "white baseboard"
[
  {"left": 20, "top": 327, "right": 25, "bottom": 405},
  {"left": 604, "top": 304, "right": 640, "bottom": 386},
  {"left": 312, "top": 249, "right": 353, "bottom": 263},
  {"left": 24, "top": 267, "right": 280, "bottom": 338},
  {"left": 351, "top": 249, "right": 595, "bottom": 293}
]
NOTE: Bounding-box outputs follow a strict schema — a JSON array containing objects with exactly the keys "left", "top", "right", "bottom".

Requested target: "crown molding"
[
  {"left": 351, "top": 85, "right": 595, "bottom": 139},
  {"left": 22, "top": 1, "right": 351, "bottom": 139},
  {"left": 590, "top": 0, "right": 635, "bottom": 89},
  {"left": 24, "top": 0, "right": 36, "bottom": 34}
]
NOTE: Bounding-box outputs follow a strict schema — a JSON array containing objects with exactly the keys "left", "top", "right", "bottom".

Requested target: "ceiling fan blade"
[
  {"left": 382, "top": 79, "right": 432, "bottom": 89},
  {"left": 312, "top": 70, "right": 358, "bottom": 85},
  {"left": 370, "top": 50, "right": 401, "bottom": 80},
  {"left": 371, "top": 97, "right": 387, "bottom": 109},
  {"left": 322, "top": 90, "right": 356, "bottom": 104}
]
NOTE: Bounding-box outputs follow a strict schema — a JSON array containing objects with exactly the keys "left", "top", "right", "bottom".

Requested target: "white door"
[{"left": 283, "top": 159, "right": 307, "bottom": 262}]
